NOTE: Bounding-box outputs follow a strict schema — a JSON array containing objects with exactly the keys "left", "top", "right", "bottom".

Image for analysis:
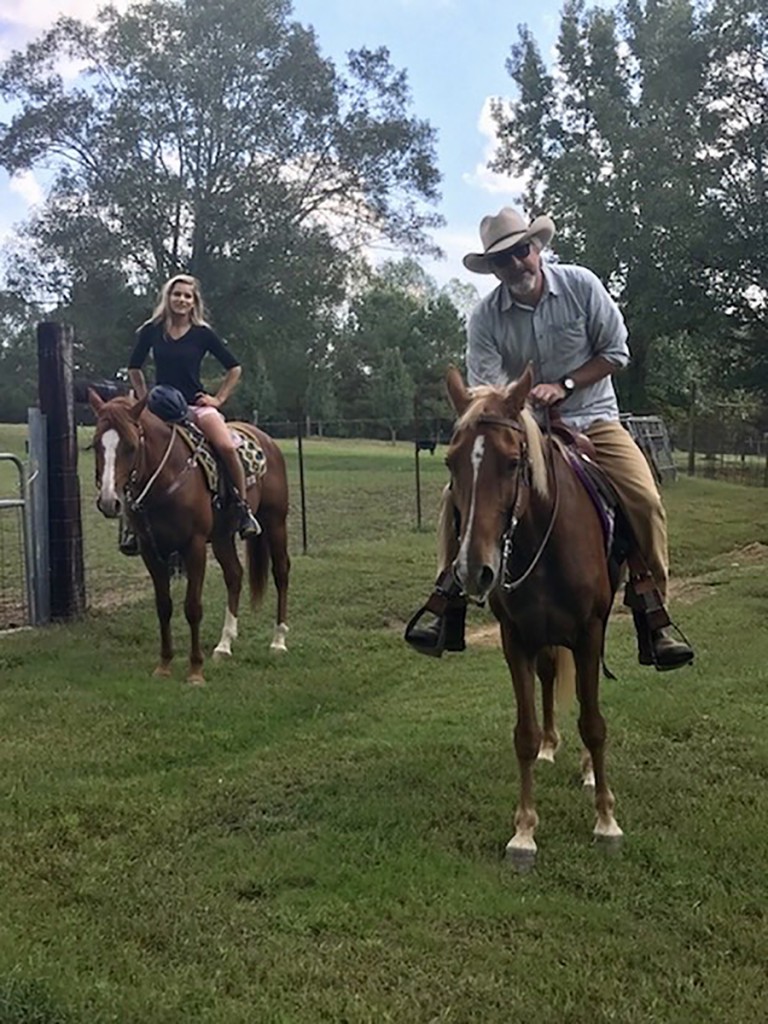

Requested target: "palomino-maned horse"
[
  {"left": 89, "top": 391, "right": 290, "bottom": 684},
  {"left": 443, "top": 366, "right": 623, "bottom": 869}
]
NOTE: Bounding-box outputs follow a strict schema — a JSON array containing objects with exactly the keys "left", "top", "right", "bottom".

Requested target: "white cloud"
[
  {"left": 9, "top": 171, "right": 44, "bottom": 208},
  {"left": 2, "top": 0, "right": 129, "bottom": 33},
  {"left": 0, "top": 1, "right": 131, "bottom": 61},
  {"left": 462, "top": 96, "right": 528, "bottom": 198}
]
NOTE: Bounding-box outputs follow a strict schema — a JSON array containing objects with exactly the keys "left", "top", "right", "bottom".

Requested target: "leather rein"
[
  {"left": 124, "top": 422, "right": 180, "bottom": 513},
  {"left": 470, "top": 412, "right": 560, "bottom": 593}
]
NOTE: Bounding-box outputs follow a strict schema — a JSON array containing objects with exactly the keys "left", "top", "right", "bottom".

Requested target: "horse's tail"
[
  {"left": 246, "top": 530, "right": 270, "bottom": 609},
  {"left": 554, "top": 646, "right": 577, "bottom": 711}
]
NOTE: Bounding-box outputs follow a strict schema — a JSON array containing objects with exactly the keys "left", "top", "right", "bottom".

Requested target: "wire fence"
[{"left": 672, "top": 412, "right": 768, "bottom": 488}]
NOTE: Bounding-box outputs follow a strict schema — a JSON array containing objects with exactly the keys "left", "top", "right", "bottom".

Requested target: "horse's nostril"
[{"left": 479, "top": 565, "right": 496, "bottom": 593}]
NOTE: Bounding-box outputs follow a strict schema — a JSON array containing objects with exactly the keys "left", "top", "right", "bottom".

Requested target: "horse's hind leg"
[
  {"left": 574, "top": 625, "right": 623, "bottom": 845},
  {"left": 211, "top": 532, "right": 243, "bottom": 659},
  {"left": 264, "top": 511, "right": 290, "bottom": 653}
]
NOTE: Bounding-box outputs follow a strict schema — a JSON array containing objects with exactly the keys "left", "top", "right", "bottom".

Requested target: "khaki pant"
[{"left": 438, "top": 419, "right": 669, "bottom": 599}]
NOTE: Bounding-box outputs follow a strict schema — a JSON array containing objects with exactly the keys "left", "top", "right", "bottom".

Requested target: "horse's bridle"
[
  {"left": 123, "top": 422, "right": 180, "bottom": 513},
  {"left": 460, "top": 412, "right": 560, "bottom": 594}
]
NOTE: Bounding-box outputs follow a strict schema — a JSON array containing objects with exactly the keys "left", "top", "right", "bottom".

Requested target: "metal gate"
[{"left": 0, "top": 410, "right": 50, "bottom": 630}]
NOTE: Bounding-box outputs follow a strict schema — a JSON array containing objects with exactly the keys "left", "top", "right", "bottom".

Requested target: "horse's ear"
[
  {"left": 88, "top": 388, "right": 105, "bottom": 414},
  {"left": 129, "top": 394, "right": 148, "bottom": 422},
  {"left": 445, "top": 365, "right": 470, "bottom": 415},
  {"left": 506, "top": 362, "right": 534, "bottom": 413}
]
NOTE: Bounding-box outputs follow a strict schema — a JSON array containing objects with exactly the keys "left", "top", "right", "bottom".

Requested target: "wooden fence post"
[{"left": 37, "top": 321, "right": 86, "bottom": 620}]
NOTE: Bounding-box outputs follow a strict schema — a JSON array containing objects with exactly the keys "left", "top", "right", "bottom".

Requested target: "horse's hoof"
[
  {"left": 153, "top": 665, "right": 173, "bottom": 679},
  {"left": 537, "top": 748, "right": 556, "bottom": 764},
  {"left": 186, "top": 671, "right": 206, "bottom": 686},
  {"left": 504, "top": 846, "right": 537, "bottom": 873},
  {"left": 269, "top": 643, "right": 287, "bottom": 654},
  {"left": 593, "top": 832, "right": 623, "bottom": 855},
  {"left": 212, "top": 648, "right": 231, "bottom": 661}
]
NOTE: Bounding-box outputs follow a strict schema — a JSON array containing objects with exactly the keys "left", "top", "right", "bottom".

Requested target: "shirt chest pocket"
[{"left": 539, "top": 315, "right": 589, "bottom": 372}]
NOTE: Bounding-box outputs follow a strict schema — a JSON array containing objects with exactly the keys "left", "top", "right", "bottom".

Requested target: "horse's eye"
[{"left": 507, "top": 458, "right": 520, "bottom": 473}]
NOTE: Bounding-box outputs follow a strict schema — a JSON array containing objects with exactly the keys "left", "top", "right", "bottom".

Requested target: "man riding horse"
[{"left": 405, "top": 208, "right": 694, "bottom": 672}]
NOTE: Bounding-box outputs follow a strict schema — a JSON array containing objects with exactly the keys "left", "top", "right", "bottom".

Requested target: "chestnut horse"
[
  {"left": 89, "top": 391, "right": 290, "bottom": 684},
  {"left": 443, "top": 366, "right": 623, "bottom": 869}
]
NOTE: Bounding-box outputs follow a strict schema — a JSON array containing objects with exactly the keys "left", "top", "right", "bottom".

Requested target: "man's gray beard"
[{"left": 508, "top": 272, "right": 537, "bottom": 301}]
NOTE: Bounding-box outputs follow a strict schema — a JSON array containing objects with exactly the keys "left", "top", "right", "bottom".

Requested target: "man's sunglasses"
[{"left": 489, "top": 242, "right": 532, "bottom": 267}]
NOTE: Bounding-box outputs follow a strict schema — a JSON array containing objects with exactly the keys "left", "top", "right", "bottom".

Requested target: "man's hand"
[{"left": 529, "top": 382, "right": 567, "bottom": 407}]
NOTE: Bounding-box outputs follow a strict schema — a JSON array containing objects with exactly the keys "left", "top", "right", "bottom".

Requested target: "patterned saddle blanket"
[{"left": 175, "top": 420, "right": 267, "bottom": 496}]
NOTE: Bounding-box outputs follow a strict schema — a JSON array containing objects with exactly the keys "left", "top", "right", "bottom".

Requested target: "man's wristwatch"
[{"left": 560, "top": 376, "right": 576, "bottom": 396}]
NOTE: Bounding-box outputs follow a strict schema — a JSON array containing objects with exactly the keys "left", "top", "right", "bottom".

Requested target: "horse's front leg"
[
  {"left": 182, "top": 538, "right": 208, "bottom": 685},
  {"left": 574, "top": 622, "right": 623, "bottom": 846},
  {"left": 500, "top": 625, "right": 541, "bottom": 871},
  {"left": 143, "top": 553, "right": 174, "bottom": 678},
  {"left": 211, "top": 532, "right": 243, "bottom": 659},
  {"left": 536, "top": 647, "right": 560, "bottom": 762}
]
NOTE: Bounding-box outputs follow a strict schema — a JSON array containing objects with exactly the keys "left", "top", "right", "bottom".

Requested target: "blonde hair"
[{"left": 148, "top": 274, "right": 210, "bottom": 328}]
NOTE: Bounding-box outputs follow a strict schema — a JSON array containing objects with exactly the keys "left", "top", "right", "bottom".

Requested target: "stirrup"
[
  {"left": 238, "top": 506, "right": 262, "bottom": 538},
  {"left": 404, "top": 606, "right": 448, "bottom": 658},
  {"left": 119, "top": 532, "right": 140, "bottom": 556},
  {"left": 404, "top": 573, "right": 467, "bottom": 658}
]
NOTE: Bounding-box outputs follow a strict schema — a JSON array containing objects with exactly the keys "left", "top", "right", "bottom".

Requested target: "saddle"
[
  {"left": 175, "top": 420, "right": 267, "bottom": 505},
  {"left": 549, "top": 420, "right": 669, "bottom": 631}
]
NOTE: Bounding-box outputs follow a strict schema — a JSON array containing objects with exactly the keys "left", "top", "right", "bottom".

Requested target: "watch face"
[{"left": 563, "top": 377, "right": 575, "bottom": 392}]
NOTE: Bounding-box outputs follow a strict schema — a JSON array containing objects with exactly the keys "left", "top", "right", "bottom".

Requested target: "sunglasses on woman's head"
[{"left": 489, "top": 242, "right": 532, "bottom": 267}]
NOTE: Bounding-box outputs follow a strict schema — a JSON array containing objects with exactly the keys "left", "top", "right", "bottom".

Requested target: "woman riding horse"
[{"left": 126, "top": 274, "right": 261, "bottom": 546}]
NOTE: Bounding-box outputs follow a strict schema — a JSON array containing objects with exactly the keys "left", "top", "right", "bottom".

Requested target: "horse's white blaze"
[
  {"left": 270, "top": 621, "right": 289, "bottom": 653},
  {"left": 99, "top": 429, "right": 121, "bottom": 511},
  {"left": 456, "top": 435, "right": 485, "bottom": 584},
  {"left": 213, "top": 608, "right": 238, "bottom": 657}
]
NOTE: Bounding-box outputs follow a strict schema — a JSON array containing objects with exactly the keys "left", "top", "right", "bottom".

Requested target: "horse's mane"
[{"left": 456, "top": 384, "right": 549, "bottom": 499}]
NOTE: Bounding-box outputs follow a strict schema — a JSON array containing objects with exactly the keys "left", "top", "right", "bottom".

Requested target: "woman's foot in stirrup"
[{"left": 238, "top": 505, "right": 262, "bottom": 539}]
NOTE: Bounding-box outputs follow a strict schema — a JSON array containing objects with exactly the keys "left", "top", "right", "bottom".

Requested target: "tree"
[
  {"left": 370, "top": 347, "right": 414, "bottom": 443},
  {"left": 0, "top": 0, "right": 443, "bottom": 417},
  {"left": 0, "top": 288, "right": 41, "bottom": 421},
  {"left": 330, "top": 260, "right": 466, "bottom": 431},
  {"left": 490, "top": 0, "right": 722, "bottom": 409},
  {"left": 697, "top": 0, "right": 768, "bottom": 398}
]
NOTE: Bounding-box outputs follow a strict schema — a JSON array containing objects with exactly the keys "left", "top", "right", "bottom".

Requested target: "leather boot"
[
  {"left": 405, "top": 602, "right": 467, "bottom": 657},
  {"left": 220, "top": 448, "right": 261, "bottom": 538},
  {"left": 405, "top": 566, "right": 467, "bottom": 657},
  {"left": 632, "top": 610, "right": 694, "bottom": 671}
]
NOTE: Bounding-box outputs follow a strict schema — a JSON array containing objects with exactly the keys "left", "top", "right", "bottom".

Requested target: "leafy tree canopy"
[{"left": 0, "top": 0, "right": 443, "bottom": 415}]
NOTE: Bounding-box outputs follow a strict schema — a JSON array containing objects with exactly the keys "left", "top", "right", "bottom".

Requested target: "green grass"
[{"left": 0, "top": 428, "right": 767, "bottom": 1022}]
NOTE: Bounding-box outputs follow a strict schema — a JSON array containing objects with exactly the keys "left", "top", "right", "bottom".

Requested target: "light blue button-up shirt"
[{"left": 466, "top": 262, "right": 630, "bottom": 431}]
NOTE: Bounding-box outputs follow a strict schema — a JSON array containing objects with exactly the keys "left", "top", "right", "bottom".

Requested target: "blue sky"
[{"left": 0, "top": 0, "right": 608, "bottom": 297}]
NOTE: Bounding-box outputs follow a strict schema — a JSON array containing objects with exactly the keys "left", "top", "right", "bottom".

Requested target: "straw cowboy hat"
[{"left": 462, "top": 207, "right": 556, "bottom": 274}]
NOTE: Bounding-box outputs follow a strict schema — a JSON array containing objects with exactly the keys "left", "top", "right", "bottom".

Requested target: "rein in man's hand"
[{"left": 530, "top": 382, "right": 567, "bottom": 407}]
